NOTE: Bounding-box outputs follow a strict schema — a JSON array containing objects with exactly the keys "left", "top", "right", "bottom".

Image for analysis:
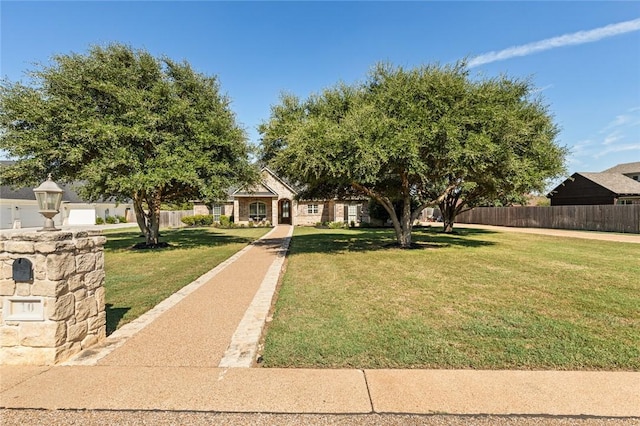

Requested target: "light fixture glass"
[{"left": 33, "top": 174, "right": 64, "bottom": 231}]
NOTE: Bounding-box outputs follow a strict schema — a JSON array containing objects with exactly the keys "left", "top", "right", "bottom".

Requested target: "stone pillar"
[
  {"left": 0, "top": 230, "right": 106, "bottom": 365},
  {"left": 272, "top": 199, "right": 278, "bottom": 225}
]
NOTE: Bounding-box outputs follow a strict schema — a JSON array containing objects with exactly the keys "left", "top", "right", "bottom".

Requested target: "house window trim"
[
  {"left": 249, "top": 201, "right": 267, "bottom": 221},
  {"left": 212, "top": 204, "right": 222, "bottom": 221},
  {"left": 307, "top": 204, "right": 319, "bottom": 214}
]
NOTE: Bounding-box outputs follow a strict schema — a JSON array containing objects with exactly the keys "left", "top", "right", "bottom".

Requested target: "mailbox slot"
[{"left": 12, "top": 258, "right": 34, "bottom": 282}]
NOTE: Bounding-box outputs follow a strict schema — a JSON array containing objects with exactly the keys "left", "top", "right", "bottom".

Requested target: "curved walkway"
[
  {"left": 457, "top": 223, "right": 640, "bottom": 243},
  {"left": 1, "top": 225, "right": 638, "bottom": 421}
]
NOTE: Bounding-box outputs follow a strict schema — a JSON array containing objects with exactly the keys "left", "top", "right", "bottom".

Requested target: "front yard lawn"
[
  {"left": 262, "top": 226, "right": 639, "bottom": 370},
  {"left": 103, "top": 226, "right": 270, "bottom": 333}
]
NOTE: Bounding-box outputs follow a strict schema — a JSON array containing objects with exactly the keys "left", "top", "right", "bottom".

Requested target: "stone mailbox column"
[{"left": 0, "top": 230, "right": 106, "bottom": 365}]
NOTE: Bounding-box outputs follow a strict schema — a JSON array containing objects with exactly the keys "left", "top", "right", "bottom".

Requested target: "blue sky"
[{"left": 1, "top": 1, "right": 639, "bottom": 176}]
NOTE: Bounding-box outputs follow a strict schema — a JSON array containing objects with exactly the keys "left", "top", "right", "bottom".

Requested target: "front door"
[{"left": 279, "top": 199, "right": 291, "bottom": 225}]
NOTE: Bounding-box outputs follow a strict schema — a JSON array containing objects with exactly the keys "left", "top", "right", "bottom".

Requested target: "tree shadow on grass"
[
  {"left": 105, "top": 303, "right": 130, "bottom": 336},
  {"left": 104, "top": 228, "right": 259, "bottom": 252},
  {"left": 289, "top": 226, "right": 497, "bottom": 255}
]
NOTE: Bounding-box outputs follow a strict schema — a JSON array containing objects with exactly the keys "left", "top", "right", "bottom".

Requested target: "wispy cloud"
[
  {"left": 593, "top": 143, "right": 640, "bottom": 159},
  {"left": 531, "top": 84, "right": 554, "bottom": 94},
  {"left": 601, "top": 109, "right": 640, "bottom": 133},
  {"left": 469, "top": 18, "right": 640, "bottom": 68},
  {"left": 603, "top": 132, "right": 623, "bottom": 145}
]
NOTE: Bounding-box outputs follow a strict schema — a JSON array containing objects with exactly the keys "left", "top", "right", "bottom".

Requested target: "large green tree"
[
  {"left": 1, "top": 44, "right": 256, "bottom": 245},
  {"left": 432, "top": 77, "right": 567, "bottom": 232},
  {"left": 260, "top": 63, "right": 566, "bottom": 247}
]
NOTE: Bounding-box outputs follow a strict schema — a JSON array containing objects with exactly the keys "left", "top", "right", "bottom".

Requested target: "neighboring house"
[
  {"left": 602, "top": 162, "right": 640, "bottom": 181},
  {"left": 194, "top": 167, "right": 370, "bottom": 226},
  {"left": 548, "top": 162, "right": 640, "bottom": 206},
  {"left": 1, "top": 162, "right": 134, "bottom": 229}
]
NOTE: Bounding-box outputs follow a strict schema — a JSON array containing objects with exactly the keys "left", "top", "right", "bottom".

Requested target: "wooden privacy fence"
[
  {"left": 456, "top": 205, "right": 640, "bottom": 234},
  {"left": 159, "top": 210, "right": 193, "bottom": 228}
]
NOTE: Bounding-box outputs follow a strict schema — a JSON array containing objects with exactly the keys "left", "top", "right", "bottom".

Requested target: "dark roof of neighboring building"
[
  {"left": 577, "top": 172, "right": 640, "bottom": 195},
  {"left": 1, "top": 161, "right": 107, "bottom": 203},
  {"left": 602, "top": 162, "right": 640, "bottom": 175},
  {"left": 1, "top": 181, "right": 87, "bottom": 203}
]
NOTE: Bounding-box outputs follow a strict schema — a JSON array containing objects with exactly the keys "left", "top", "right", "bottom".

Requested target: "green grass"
[
  {"left": 262, "top": 226, "right": 640, "bottom": 370},
  {"left": 103, "top": 226, "right": 270, "bottom": 334}
]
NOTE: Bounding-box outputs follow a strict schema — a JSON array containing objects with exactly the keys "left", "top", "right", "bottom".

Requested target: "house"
[
  {"left": 1, "top": 161, "right": 134, "bottom": 229},
  {"left": 194, "top": 167, "right": 370, "bottom": 226},
  {"left": 602, "top": 162, "right": 640, "bottom": 181},
  {"left": 548, "top": 162, "right": 640, "bottom": 206}
]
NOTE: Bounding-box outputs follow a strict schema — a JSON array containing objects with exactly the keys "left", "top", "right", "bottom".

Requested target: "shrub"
[
  {"left": 265, "top": 220, "right": 272, "bottom": 227},
  {"left": 328, "top": 221, "right": 347, "bottom": 229},
  {"left": 181, "top": 214, "right": 213, "bottom": 227},
  {"left": 248, "top": 220, "right": 255, "bottom": 228},
  {"left": 181, "top": 216, "right": 195, "bottom": 226},
  {"left": 350, "top": 220, "right": 356, "bottom": 228},
  {"left": 105, "top": 215, "right": 117, "bottom": 224},
  {"left": 219, "top": 215, "right": 231, "bottom": 228},
  {"left": 116, "top": 215, "right": 127, "bottom": 223},
  {"left": 95, "top": 217, "right": 105, "bottom": 225},
  {"left": 359, "top": 221, "right": 371, "bottom": 228}
]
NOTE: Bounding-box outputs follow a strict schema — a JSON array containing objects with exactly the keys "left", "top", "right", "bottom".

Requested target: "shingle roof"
[
  {"left": 602, "top": 162, "right": 640, "bottom": 175},
  {"left": 579, "top": 172, "right": 640, "bottom": 195},
  {"left": 1, "top": 182, "right": 87, "bottom": 203},
  {"left": 1, "top": 161, "right": 111, "bottom": 203}
]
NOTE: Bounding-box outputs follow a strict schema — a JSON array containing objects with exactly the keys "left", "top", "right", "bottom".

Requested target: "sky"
[{"left": 1, "top": 1, "right": 639, "bottom": 177}]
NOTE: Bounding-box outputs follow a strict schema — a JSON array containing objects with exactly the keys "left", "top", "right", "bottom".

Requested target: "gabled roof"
[
  {"left": 578, "top": 172, "right": 640, "bottom": 195},
  {"left": 261, "top": 166, "right": 300, "bottom": 195},
  {"left": 602, "top": 162, "right": 640, "bottom": 175},
  {"left": 232, "top": 181, "right": 278, "bottom": 197}
]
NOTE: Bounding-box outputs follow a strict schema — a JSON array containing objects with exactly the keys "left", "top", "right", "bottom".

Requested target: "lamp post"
[{"left": 33, "top": 174, "right": 64, "bottom": 231}]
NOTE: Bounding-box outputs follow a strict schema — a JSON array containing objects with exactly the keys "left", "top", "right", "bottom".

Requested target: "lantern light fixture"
[{"left": 33, "top": 174, "right": 64, "bottom": 231}]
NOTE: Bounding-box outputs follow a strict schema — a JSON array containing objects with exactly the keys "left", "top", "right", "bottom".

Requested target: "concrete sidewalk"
[
  {"left": 456, "top": 223, "right": 640, "bottom": 243},
  {"left": 1, "top": 225, "right": 638, "bottom": 420}
]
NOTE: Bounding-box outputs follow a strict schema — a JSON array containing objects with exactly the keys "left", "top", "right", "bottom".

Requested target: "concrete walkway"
[
  {"left": 1, "top": 225, "right": 638, "bottom": 420},
  {"left": 457, "top": 223, "right": 640, "bottom": 243}
]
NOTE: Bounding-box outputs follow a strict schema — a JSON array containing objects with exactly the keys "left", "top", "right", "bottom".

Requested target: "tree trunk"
[
  {"left": 350, "top": 181, "right": 415, "bottom": 249},
  {"left": 440, "top": 193, "right": 460, "bottom": 234},
  {"left": 146, "top": 192, "right": 162, "bottom": 246},
  {"left": 132, "top": 190, "right": 162, "bottom": 246},
  {"left": 386, "top": 196, "right": 413, "bottom": 248},
  {"left": 132, "top": 192, "right": 151, "bottom": 240}
]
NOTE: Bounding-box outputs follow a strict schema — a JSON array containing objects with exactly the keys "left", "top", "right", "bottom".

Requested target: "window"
[
  {"left": 632, "top": 175, "right": 639, "bottom": 181},
  {"left": 213, "top": 204, "right": 222, "bottom": 221},
  {"left": 249, "top": 201, "right": 267, "bottom": 220},
  {"left": 307, "top": 204, "right": 319, "bottom": 214},
  {"left": 347, "top": 204, "right": 358, "bottom": 222}
]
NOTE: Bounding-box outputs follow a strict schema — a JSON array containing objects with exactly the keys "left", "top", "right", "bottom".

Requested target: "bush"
[
  {"left": 359, "top": 221, "right": 371, "bottom": 228},
  {"left": 328, "top": 221, "right": 347, "bottom": 229},
  {"left": 350, "top": 220, "right": 356, "bottom": 228},
  {"left": 248, "top": 220, "right": 255, "bottom": 228},
  {"left": 95, "top": 217, "right": 105, "bottom": 225},
  {"left": 219, "top": 215, "right": 231, "bottom": 228},
  {"left": 105, "top": 215, "right": 117, "bottom": 224},
  {"left": 265, "top": 220, "right": 271, "bottom": 227},
  {"left": 181, "top": 214, "right": 213, "bottom": 227},
  {"left": 116, "top": 215, "right": 127, "bottom": 223}
]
